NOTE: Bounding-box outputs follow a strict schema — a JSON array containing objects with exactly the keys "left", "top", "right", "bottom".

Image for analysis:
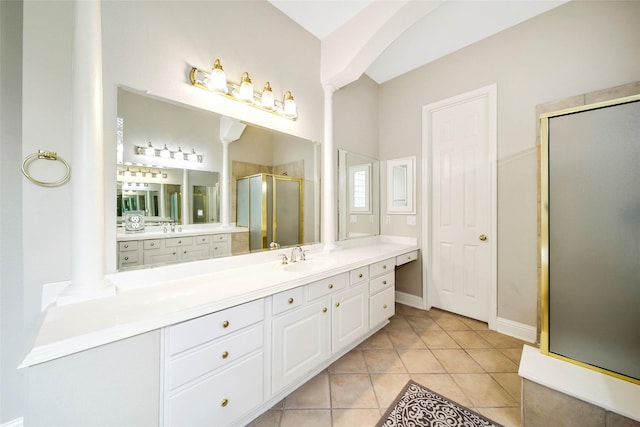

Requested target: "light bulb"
[
  {"left": 261, "top": 82, "right": 275, "bottom": 110},
  {"left": 144, "top": 141, "right": 155, "bottom": 156},
  {"left": 206, "top": 58, "right": 228, "bottom": 93},
  {"left": 124, "top": 168, "right": 132, "bottom": 178},
  {"left": 145, "top": 170, "right": 152, "bottom": 178},
  {"left": 160, "top": 144, "right": 171, "bottom": 159},
  {"left": 188, "top": 149, "right": 198, "bottom": 162},
  {"left": 283, "top": 91, "right": 297, "bottom": 118},
  {"left": 239, "top": 72, "right": 254, "bottom": 103}
]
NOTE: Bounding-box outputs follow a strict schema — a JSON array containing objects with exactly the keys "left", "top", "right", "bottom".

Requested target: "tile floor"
[{"left": 249, "top": 303, "right": 529, "bottom": 427}]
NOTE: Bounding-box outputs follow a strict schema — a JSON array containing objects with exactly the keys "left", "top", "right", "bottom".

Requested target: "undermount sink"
[{"left": 281, "top": 257, "right": 336, "bottom": 273}]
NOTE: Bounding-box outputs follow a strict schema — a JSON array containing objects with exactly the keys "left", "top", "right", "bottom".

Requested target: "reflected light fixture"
[
  {"left": 206, "top": 58, "right": 228, "bottom": 93},
  {"left": 144, "top": 141, "right": 155, "bottom": 156},
  {"left": 239, "top": 72, "right": 254, "bottom": 102},
  {"left": 160, "top": 144, "right": 171, "bottom": 159},
  {"left": 261, "top": 82, "right": 275, "bottom": 110},
  {"left": 189, "top": 58, "right": 298, "bottom": 120},
  {"left": 188, "top": 149, "right": 199, "bottom": 162}
]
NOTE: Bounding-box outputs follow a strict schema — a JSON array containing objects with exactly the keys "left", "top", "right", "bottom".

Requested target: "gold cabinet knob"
[
  {"left": 183, "top": 250, "right": 187, "bottom": 254},
  {"left": 222, "top": 320, "right": 229, "bottom": 328},
  {"left": 479, "top": 234, "right": 487, "bottom": 241},
  {"left": 178, "top": 240, "right": 182, "bottom": 244},
  {"left": 172, "top": 252, "right": 176, "bottom": 255},
  {"left": 383, "top": 304, "right": 388, "bottom": 309},
  {"left": 407, "top": 255, "right": 411, "bottom": 260},
  {"left": 288, "top": 297, "right": 294, "bottom": 304},
  {"left": 124, "top": 256, "right": 129, "bottom": 261},
  {"left": 150, "top": 242, "right": 155, "bottom": 247},
  {"left": 358, "top": 273, "right": 363, "bottom": 278},
  {"left": 124, "top": 244, "right": 129, "bottom": 248},
  {"left": 383, "top": 280, "right": 387, "bottom": 285},
  {"left": 222, "top": 351, "right": 229, "bottom": 359},
  {"left": 328, "top": 284, "right": 333, "bottom": 289},
  {"left": 322, "top": 307, "right": 328, "bottom": 313},
  {"left": 221, "top": 398, "right": 229, "bottom": 407},
  {"left": 335, "top": 302, "right": 340, "bottom": 308},
  {"left": 383, "top": 265, "right": 387, "bottom": 269}
]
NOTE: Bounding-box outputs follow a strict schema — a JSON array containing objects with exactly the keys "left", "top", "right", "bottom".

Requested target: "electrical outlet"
[{"left": 406, "top": 215, "right": 416, "bottom": 226}]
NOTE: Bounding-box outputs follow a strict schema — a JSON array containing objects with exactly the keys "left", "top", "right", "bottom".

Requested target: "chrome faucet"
[
  {"left": 290, "top": 246, "right": 304, "bottom": 263},
  {"left": 170, "top": 222, "right": 176, "bottom": 232}
]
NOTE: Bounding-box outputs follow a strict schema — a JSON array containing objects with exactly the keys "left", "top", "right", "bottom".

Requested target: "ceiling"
[{"left": 268, "top": 0, "right": 568, "bottom": 84}]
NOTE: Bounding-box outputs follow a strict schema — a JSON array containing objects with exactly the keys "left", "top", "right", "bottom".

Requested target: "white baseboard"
[
  {"left": 495, "top": 317, "right": 537, "bottom": 343},
  {"left": 1, "top": 417, "right": 23, "bottom": 427},
  {"left": 395, "top": 291, "right": 425, "bottom": 310}
]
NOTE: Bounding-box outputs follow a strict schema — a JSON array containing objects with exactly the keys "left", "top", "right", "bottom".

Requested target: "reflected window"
[{"left": 349, "top": 164, "right": 371, "bottom": 213}]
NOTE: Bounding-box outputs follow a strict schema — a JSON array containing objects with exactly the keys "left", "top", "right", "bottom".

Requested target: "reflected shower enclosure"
[{"left": 236, "top": 174, "right": 303, "bottom": 251}]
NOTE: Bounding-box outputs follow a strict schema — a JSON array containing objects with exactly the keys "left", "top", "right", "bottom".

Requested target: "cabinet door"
[
  {"left": 272, "top": 298, "right": 330, "bottom": 393},
  {"left": 331, "top": 283, "right": 369, "bottom": 354},
  {"left": 168, "top": 351, "right": 263, "bottom": 427},
  {"left": 370, "top": 286, "right": 395, "bottom": 328},
  {"left": 143, "top": 248, "right": 179, "bottom": 265}
]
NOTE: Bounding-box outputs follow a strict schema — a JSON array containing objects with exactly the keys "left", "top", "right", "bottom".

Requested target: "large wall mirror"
[
  {"left": 338, "top": 149, "right": 380, "bottom": 240},
  {"left": 116, "top": 88, "right": 319, "bottom": 270}
]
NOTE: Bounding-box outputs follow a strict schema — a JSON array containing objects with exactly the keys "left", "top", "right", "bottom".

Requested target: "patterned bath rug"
[{"left": 376, "top": 380, "right": 505, "bottom": 427}]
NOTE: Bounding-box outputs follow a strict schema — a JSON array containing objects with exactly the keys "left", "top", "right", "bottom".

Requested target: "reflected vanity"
[{"left": 116, "top": 88, "right": 319, "bottom": 270}]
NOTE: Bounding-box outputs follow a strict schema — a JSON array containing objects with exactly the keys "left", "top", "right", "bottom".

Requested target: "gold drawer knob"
[
  {"left": 178, "top": 240, "right": 182, "bottom": 244},
  {"left": 407, "top": 255, "right": 411, "bottom": 260},
  {"left": 383, "top": 265, "right": 387, "bottom": 269},
  {"left": 172, "top": 252, "right": 176, "bottom": 255},
  {"left": 183, "top": 250, "right": 187, "bottom": 254},
  {"left": 383, "top": 280, "right": 387, "bottom": 285},
  {"left": 124, "top": 244, "right": 129, "bottom": 248},
  {"left": 358, "top": 273, "right": 363, "bottom": 278},
  {"left": 328, "top": 284, "right": 333, "bottom": 289},
  {"left": 222, "top": 351, "right": 229, "bottom": 359},
  {"left": 322, "top": 307, "right": 328, "bottom": 313},
  {"left": 335, "top": 302, "right": 340, "bottom": 308},
  {"left": 221, "top": 398, "right": 229, "bottom": 407},
  {"left": 383, "top": 304, "right": 388, "bottom": 309},
  {"left": 222, "top": 320, "right": 229, "bottom": 328},
  {"left": 202, "top": 238, "right": 206, "bottom": 242},
  {"left": 150, "top": 242, "right": 155, "bottom": 247},
  {"left": 288, "top": 297, "right": 294, "bottom": 304},
  {"left": 124, "top": 256, "right": 129, "bottom": 261}
]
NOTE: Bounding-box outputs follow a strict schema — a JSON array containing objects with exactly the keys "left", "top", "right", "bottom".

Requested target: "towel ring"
[{"left": 21, "top": 150, "right": 71, "bottom": 187}]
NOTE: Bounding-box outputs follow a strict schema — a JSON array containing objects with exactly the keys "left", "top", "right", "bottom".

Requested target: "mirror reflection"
[
  {"left": 338, "top": 149, "right": 380, "bottom": 240},
  {"left": 116, "top": 88, "right": 319, "bottom": 270}
]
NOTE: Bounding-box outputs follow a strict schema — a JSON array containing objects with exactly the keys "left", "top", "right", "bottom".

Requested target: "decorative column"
[
  {"left": 220, "top": 140, "right": 231, "bottom": 227},
  {"left": 181, "top": 169, "right": 190, "bottom": 224},
  {"left": 58, "top": 0, "right": 115, "bottom": 304},
  {"left": 322, "top": 85, "right": 338, "bottom": 250}
]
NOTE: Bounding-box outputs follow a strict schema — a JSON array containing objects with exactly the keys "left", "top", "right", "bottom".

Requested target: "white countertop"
[{"left": 21, "top": 236, "right": 418, "bottom": 368}]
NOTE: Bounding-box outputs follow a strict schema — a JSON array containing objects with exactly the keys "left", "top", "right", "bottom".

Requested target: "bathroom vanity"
[
  {"left": 117, "top": 227, "right": 250, "bottom": 270},
  {"left": 22, "top": 236, "right": 418, "bottom": 426}
]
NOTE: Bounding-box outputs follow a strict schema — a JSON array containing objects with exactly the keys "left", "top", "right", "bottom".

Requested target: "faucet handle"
[
  {"left": 301, "top": 250, "right": 308, "bottom": 261},
  {"left": 278, "top": 253, "right": 288, "bottom": 264}
]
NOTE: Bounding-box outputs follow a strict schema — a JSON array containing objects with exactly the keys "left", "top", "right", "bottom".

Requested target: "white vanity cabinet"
[
  {"left": 332, "top": 267, "right": 369, "bottom": 354},
  {"left": 118, "top": 232, "right": 234, "bottom": 270},
  {"left": 369, "top": 258, "right": 396, "bottom": 328},
  {"left": 161, "top": 299, "right": 265, "bottom": 427}
]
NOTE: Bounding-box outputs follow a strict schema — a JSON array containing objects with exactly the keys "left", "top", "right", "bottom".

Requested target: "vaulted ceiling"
[{"left": 268, "top": 0, "right": 568, "bottom": 86}]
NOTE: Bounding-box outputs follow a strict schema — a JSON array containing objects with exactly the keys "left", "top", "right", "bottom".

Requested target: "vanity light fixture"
[
  {"left": 160, "top": 144, "right": 171, "bottom": 159},
  {"left": 189, "top": 59, "right": 298, "bottom": 121},
  {"left": 135, "top": 144, "right": 203, "bottom": 163},
  {"left": 144, "top": 141, "right": 155, "bottom": 157},
  {"left": 261, "top": 82, "right": 275, "bottom": 110},
  {"left": 206, "top": 58, "right": 228, "bottom": 93},
  {"left": 123, "top": 168, "right": 132, "bottom": 178}
]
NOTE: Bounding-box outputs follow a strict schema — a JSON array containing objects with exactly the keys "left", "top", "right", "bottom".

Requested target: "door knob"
[{"left": 479, "top": 234, "right": 487, "bottom": 241}]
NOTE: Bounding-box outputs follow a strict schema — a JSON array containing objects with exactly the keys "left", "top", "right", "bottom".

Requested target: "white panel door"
[{"left": 430, "top": 95, "right": 492, "bottom": 322}]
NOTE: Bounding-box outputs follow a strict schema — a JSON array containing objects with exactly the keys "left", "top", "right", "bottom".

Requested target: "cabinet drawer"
[
  {"left": 118, "top": 241, "right": 138, "bottom": 251},
  {"left": 370, "top": 272, "right": 395, "bottom": 295},
  {"left": 181, "top": 245, "right": 210, "bottom": 261},
  {"left": 396, "top": 250, "right": 418, "bottom": 266},
  {"left": 370, "top": 286, "right": 395, "bottom": 327},
  {"left": 349, "top": 267, "right": 369, "bottom": 285},
  {"left": 169, "top": 324, "right": 264, "bottom": 390},
  {"left": 212, "top": 241, "right": 230, "bottom": 257},
  {"left": 169, "top": 299, "right": 264, "bottom": 355},
  {"left": 195, "top": 235, "right": 210, "bottom": 245},
  {"left": 143, "top": 239, "right": 161, "bottom": 250},
  {"left": 273, "top": 287, "right": 304, "bottom": 315},
  {"left": 370, "top": 258, "right": 394, "bottom": 278},
  {"left": 165, "top": 236, "right": 194, "bottom": 247},
  {"left": 118, "top": 251, "right": 139, "bottom": 265},
  {"left": 307, "top": 273, "right": 348, "bottom": 301},
  {"left": 168, "top": 351, "right": 263, "bottom": 427},
  {"left": 212, "top": 234, "right": 229, "bottom": 242}
]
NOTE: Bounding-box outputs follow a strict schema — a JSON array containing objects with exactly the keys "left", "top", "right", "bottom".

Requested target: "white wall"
[{"left": 378, "top": 1, "right": 640, "bottom": 324}]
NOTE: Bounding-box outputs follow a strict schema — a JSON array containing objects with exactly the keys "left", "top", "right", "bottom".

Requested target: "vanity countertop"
[
  {"left": 116, "top": 225, "right": 248, "bottom": 241},
  {"left": 21, "top": 236, "right": 418, "bottom": 368}
]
